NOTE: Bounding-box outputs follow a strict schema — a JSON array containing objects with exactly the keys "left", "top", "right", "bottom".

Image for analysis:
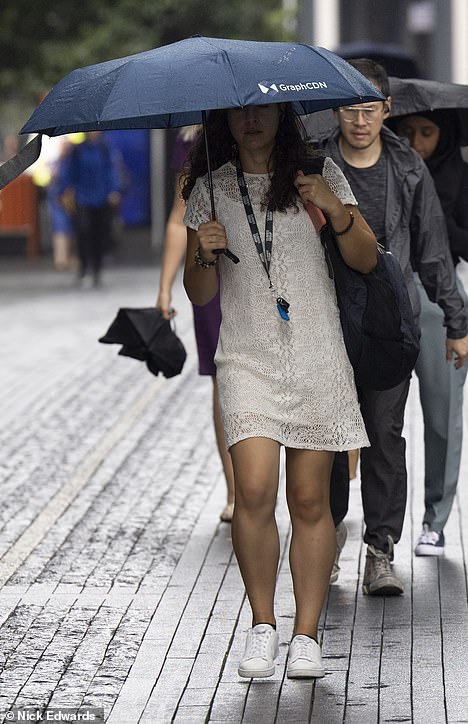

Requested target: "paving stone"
[
  {"left": 137, "top": 657, "right": 195, "bottom": 724},
  {"left": 173, "top": 706, "right": 212, "bottom": 723}
]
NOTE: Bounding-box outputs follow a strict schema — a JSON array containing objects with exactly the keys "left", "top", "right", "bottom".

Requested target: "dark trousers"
[
  {"left": 330, "top": 452, "right": 350, "bottom": 527},
  {"left": 330, "top": 377, "right": 411, "bottom": 552},
  {"left": 75, "top": 204, "right": 111, "bottom": 277}
]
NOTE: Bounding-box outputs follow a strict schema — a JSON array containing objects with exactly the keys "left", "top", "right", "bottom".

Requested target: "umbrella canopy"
[
  {"left": 14, "top": 35, "right": 385, "bottom": 245},
  {"left": 388, "top": 76, "right": 468, "bottom": 144},
  {"left": 20, "top": 36, "right": 384, "bottom": 137}
]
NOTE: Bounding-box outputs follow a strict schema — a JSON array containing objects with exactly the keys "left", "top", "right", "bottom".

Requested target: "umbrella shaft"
[
  {"left": 202, "top": 110, "right": 216, "bottom": 220},
  {"left": 202, "top": 110, "right": 239, "bottom": 264}
]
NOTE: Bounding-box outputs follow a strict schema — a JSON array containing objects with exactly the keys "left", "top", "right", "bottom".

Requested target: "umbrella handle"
[
  {"left": 202, "top": 110, "right": 240, "bottom": 264},
  {"left": 213, "top": 247, "right": 240, "bottom": 263}
]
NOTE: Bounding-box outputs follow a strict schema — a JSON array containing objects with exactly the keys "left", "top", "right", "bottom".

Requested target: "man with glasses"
[{"left": 320, "top": 59, "right": 468, "bottom": 595}]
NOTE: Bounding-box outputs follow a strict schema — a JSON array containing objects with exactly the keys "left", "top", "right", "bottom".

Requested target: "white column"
[
  {"left": 150, "top": 129, "right": 166, "bottom": 251},
  {"left": 282, "top": 0, "right": 298, "bottom": 37},
  {"left": 312, "top": 0, "right": 340, "bottom": 49},
  {"left": 451, "top": 0, "right": 468, "bottom": 82}
]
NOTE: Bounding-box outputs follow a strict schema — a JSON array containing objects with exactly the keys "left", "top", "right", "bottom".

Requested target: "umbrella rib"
[
  {"left": 298, "top": 42, "right": 378, "bottom": 102},
  {"left": 97, "top": 63, "right": 141, "bottom": 126},
  {"left": 199, "top": 37, "right": 244, "bottom": 108}
]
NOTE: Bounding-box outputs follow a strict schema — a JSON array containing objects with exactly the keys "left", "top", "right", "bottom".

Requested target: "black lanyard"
[{"left": 235, "top": 160, "right": 290, "bottom": 320}]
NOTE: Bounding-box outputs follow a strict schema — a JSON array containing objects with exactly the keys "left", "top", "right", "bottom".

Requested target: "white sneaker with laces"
[
  {"left": 287, "top": 635, "right": 325, "bottom": 678},
  {"left": 238, "top": 624, "right": 279, "bottom": 678}
]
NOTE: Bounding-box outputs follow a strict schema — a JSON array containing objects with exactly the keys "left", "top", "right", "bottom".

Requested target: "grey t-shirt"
[{"left": 343, "top": 152, "right": 387, "bottom": 246}]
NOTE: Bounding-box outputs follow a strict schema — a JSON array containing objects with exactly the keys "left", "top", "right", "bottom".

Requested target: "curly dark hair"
[{"left": 181, "top": 104, "right": 321, "bottom": 212}]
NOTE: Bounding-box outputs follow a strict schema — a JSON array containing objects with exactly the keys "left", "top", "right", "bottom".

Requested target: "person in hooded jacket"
[{"left": 392, "top": 109, "right": 468, "bottom": 556}]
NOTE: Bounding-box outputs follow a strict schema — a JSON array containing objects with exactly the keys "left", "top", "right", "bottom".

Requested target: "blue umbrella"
[
  {"left": 21, "top": 36, "right": 384, "bottom": 136},
  {"left": 5, "top": 36, "right": 384, "bottom": 260}
]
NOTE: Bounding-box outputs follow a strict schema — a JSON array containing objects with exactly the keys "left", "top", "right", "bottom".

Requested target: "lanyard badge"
[
  {"left": 236, "top": 161, "right": 290, "bottom": 321},
  {"left": 276, "top": 297, "right": 290, "bottom": 320}
]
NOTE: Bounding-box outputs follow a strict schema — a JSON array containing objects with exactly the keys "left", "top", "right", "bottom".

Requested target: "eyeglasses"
[{"left": 338, "top": 106, "right": 383, "bottom": 124}]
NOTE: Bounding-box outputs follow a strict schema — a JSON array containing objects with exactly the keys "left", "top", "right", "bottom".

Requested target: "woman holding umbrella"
[
  {"left": 391, "top": 108, "right": 468, "bottom": 556},
  {"left": 183, "top": 103, "right": 376, "bottom": 679}
]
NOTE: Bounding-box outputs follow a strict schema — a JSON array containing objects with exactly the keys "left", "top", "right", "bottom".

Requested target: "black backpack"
[{"left": 302, "top": 155, "right": 420, "bottom": 390}]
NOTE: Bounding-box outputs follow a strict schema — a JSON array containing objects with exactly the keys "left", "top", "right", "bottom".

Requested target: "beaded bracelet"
[
  {"left": 333, "top": 210, "right": 355, "bottom": 236},
  {"left": 194, "top": 246, "right": 218, "bottom": 269}
]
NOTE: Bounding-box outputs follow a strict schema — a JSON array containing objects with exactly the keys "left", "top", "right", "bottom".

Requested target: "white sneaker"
[
  {"left": 330, "top": 521, "right": 348, "bottom": 584},
  {"left": 238, "top": 624, "right": 279, "bottom": 678},
  {"left": 287, "top": 635, "right": 325, "bottom": 679}
]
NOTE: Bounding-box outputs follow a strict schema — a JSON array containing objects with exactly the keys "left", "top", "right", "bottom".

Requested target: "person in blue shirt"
[{"left": 59, "top": 131, "right": 122, "bottom": 286}]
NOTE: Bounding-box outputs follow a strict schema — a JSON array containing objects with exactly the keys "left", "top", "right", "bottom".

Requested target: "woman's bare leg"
[
  {"left": 230, "top": 438, "right": 281, "bottom": 626},
  {"left": 285, "top": 448, "right": 335, "bottom": 640},
  {"left": 212, "top": 376, "right": 235, "bottom": 506}
]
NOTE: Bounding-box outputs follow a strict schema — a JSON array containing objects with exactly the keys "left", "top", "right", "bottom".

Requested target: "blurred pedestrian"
[
  {"left": 183, "top": 103, "right": 375, "bottom": 678},
  {"left": 58, "top": 131, "right": 122, "bottom": 286},
  {"left": 321, "top": 59, "right": 468, "bottom": 595},
  {"left": 392, "top": 109, "right": 468, "bottom": 555},
  {"left": 156, "top": 125, "right": 235, "bottom": 522}
]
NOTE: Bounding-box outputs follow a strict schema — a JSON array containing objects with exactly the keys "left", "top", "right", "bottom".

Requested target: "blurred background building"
[{"left": 297, "top": 0, "right": 468, "bottom": 83}]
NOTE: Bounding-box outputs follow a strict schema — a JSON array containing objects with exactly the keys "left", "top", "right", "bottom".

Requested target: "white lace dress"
[{"left": 184, "top": 158, "right": 369, "bottom": 451}]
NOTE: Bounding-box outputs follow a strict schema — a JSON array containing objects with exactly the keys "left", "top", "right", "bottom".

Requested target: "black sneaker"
[{"left": 414, "top": 524, "right": 445, "bottom": 556}]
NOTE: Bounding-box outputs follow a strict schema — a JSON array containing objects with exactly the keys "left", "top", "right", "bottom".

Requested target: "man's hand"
[{"left": 446, "top": 335, "right": 468, "bottom": 368}]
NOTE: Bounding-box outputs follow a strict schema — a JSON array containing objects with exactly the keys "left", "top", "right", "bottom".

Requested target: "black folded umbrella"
[{"left": 99, "top": 307, "right": 186, "bottom": 378}]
